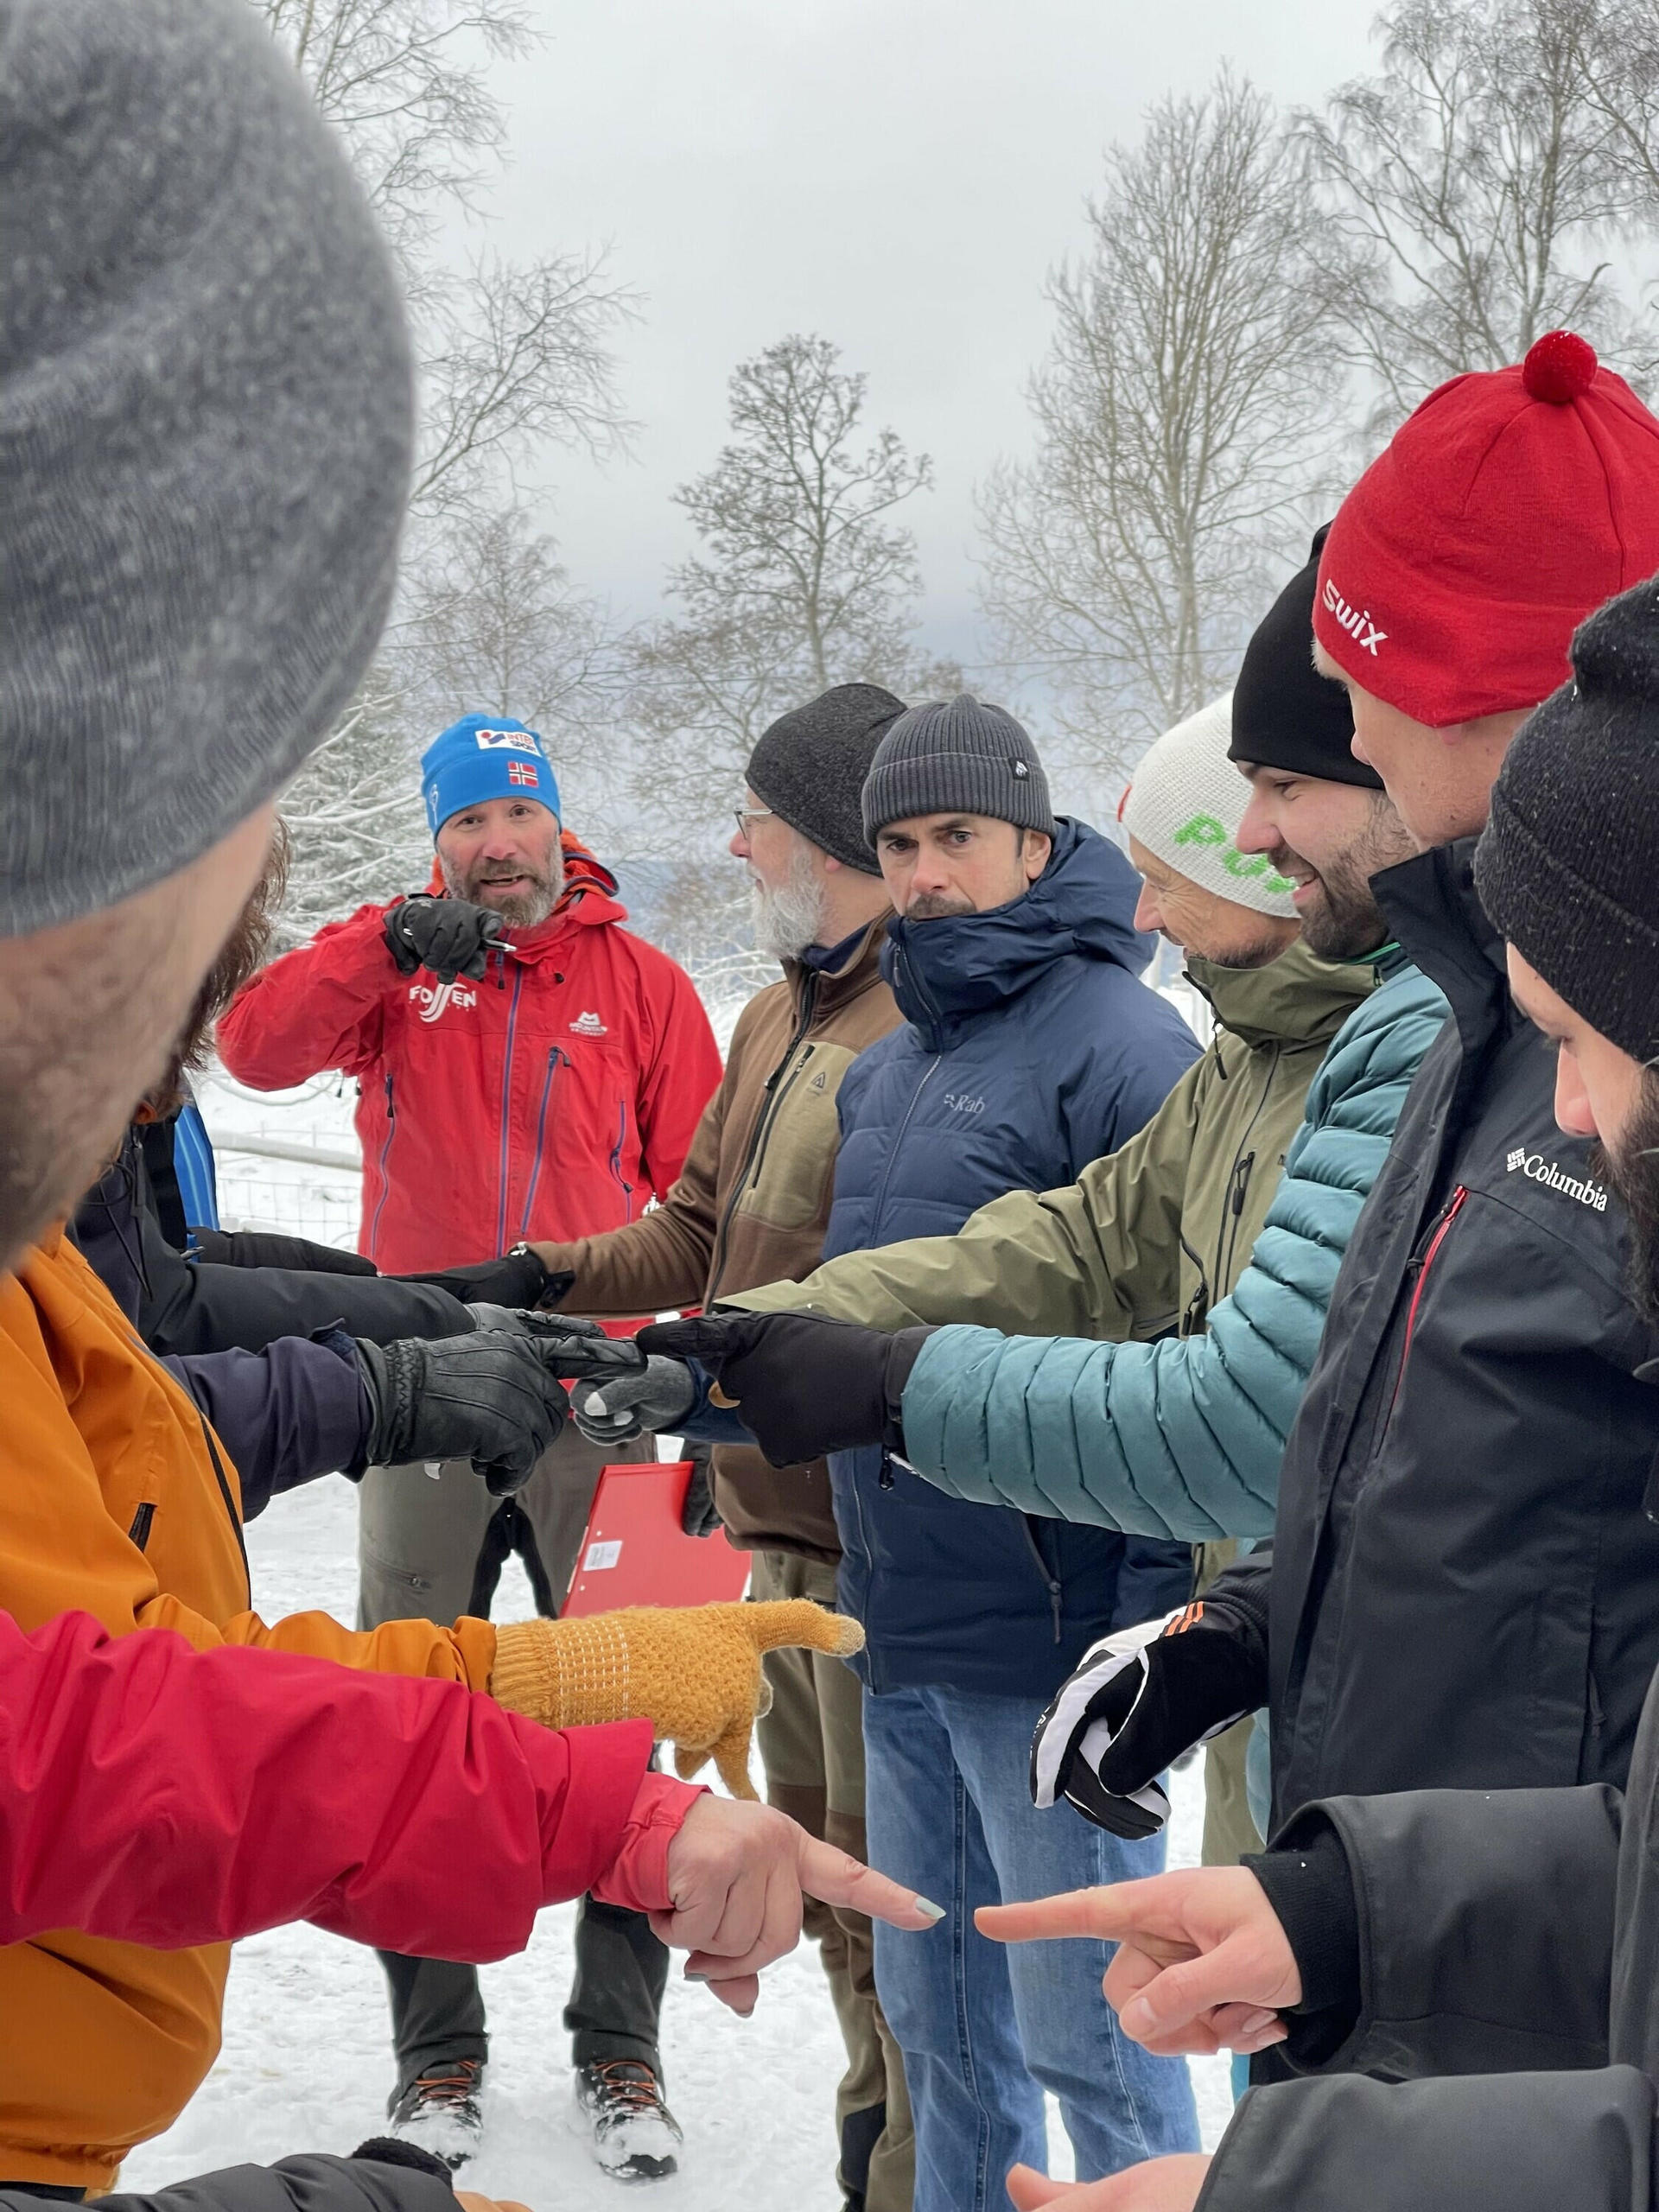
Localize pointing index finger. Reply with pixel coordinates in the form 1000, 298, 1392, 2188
796, 1834, 944, 1930
977, 1884, 1145, 1945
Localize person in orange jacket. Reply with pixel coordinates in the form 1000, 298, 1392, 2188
0, 2, 937, 2201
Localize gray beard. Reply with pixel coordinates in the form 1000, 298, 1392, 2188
751, 850, 829, 962
441, 854, 563, 931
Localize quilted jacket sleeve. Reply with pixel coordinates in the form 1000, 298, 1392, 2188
897, 968, 1449, 1541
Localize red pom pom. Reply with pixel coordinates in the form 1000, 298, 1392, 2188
1522, 329, 1599, 404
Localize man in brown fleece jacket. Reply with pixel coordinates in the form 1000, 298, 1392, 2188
534, 683, 912, 2212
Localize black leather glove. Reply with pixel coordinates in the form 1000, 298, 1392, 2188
382, 894, 503, 984
395, 1246, 548, 1308
637, 1311, 936, 1468
353, 1329, 573, 1497
1029, 1585, 1269, 1839
680, 1447, 722, 1537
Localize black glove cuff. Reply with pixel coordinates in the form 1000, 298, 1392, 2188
1245, 1817, 1363, 2063
353, 1335, 422, 1468
351, 2138, 455, 2190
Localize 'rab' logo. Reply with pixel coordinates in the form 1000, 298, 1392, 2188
1322, 578, 1388, 657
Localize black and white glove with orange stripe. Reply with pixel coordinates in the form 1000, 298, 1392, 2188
1029, 1584, 1269, 1840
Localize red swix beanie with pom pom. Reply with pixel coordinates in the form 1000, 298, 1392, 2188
1314, 332, 1659, 727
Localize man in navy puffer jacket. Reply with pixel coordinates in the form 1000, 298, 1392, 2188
791, 700, 1201, 2208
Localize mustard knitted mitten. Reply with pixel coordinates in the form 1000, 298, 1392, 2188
490, 1599, 864, 1797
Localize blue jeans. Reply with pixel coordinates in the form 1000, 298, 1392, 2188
863, 1683, 1198, 2212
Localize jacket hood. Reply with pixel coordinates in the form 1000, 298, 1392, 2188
422, 830, 626, 963
881, 817, 1154, 1037
1185, 937, 1376, 1053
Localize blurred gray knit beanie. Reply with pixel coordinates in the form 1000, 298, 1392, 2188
747, 683, 906, 874
861, 694, 1056, 844
0, 0, 414, 938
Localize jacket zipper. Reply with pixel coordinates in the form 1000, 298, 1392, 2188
1211, 1046, 1279, 1297
366, 1073, 397, 1262
608, 1098, 637, 1222
1384, 1185, 1469, 1425
127, 1502, 156, 1553
745, 1058, 813, 1198
1218, 1149, 1258, 1293
1020, 1516, 1066, 1643
516, 1048, 566, 1244
493, 963, 527, 1254
707, 972, 821, 1296
866, 1055, 943, 1230
198, 1416, 251, 1600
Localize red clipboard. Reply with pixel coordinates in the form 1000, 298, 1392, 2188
563, 1460, 752, 1616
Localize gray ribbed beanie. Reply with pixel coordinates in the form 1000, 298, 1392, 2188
861, 695, 1055, 843
1476, 575, 1659, 1065
0, 0, 414, 938
747, 683, 906, 874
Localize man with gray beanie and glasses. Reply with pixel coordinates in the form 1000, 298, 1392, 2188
575, 696, 1205, 2209
535, 682, 912, 2212
0, 3, 942, 2207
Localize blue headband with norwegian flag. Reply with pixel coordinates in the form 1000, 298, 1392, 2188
421, 712, 563, 837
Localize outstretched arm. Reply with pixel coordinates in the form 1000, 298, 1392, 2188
894, 974, 1447, 1539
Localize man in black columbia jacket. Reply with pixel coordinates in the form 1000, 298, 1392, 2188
1149, 336, 1659, 1836
975, 567, 1659, 2212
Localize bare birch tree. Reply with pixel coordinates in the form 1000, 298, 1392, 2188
1554, 0, 1659, 213
252, 0, 638, 931
1300, 0, 1656, 440
633, 335, 954, 842
977, 73, 1343, 775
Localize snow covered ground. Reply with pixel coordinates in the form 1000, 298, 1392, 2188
118, 1471, 1234, 2205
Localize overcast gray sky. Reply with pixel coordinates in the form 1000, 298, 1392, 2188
482, 0, 1382, 671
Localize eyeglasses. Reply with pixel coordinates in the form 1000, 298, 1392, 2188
733, 804, 775, 839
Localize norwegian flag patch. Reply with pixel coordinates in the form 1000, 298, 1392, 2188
506, 760, 539, 787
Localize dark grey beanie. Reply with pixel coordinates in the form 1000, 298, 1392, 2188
1475, 575, 1659, 1065
861, 695, 1055, 843
747, 683, 906, 874
0, 0, 414, 937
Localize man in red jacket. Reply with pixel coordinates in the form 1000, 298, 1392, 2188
218, 713, 724, 2174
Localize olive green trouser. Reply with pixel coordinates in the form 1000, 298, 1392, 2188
752, 1548, 914, 2212
359, 1427, 665, 2087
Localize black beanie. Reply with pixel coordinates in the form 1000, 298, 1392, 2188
1230, 526, 1382, 790
1476, 575, 1659, 1066
746, 683, 906, 874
